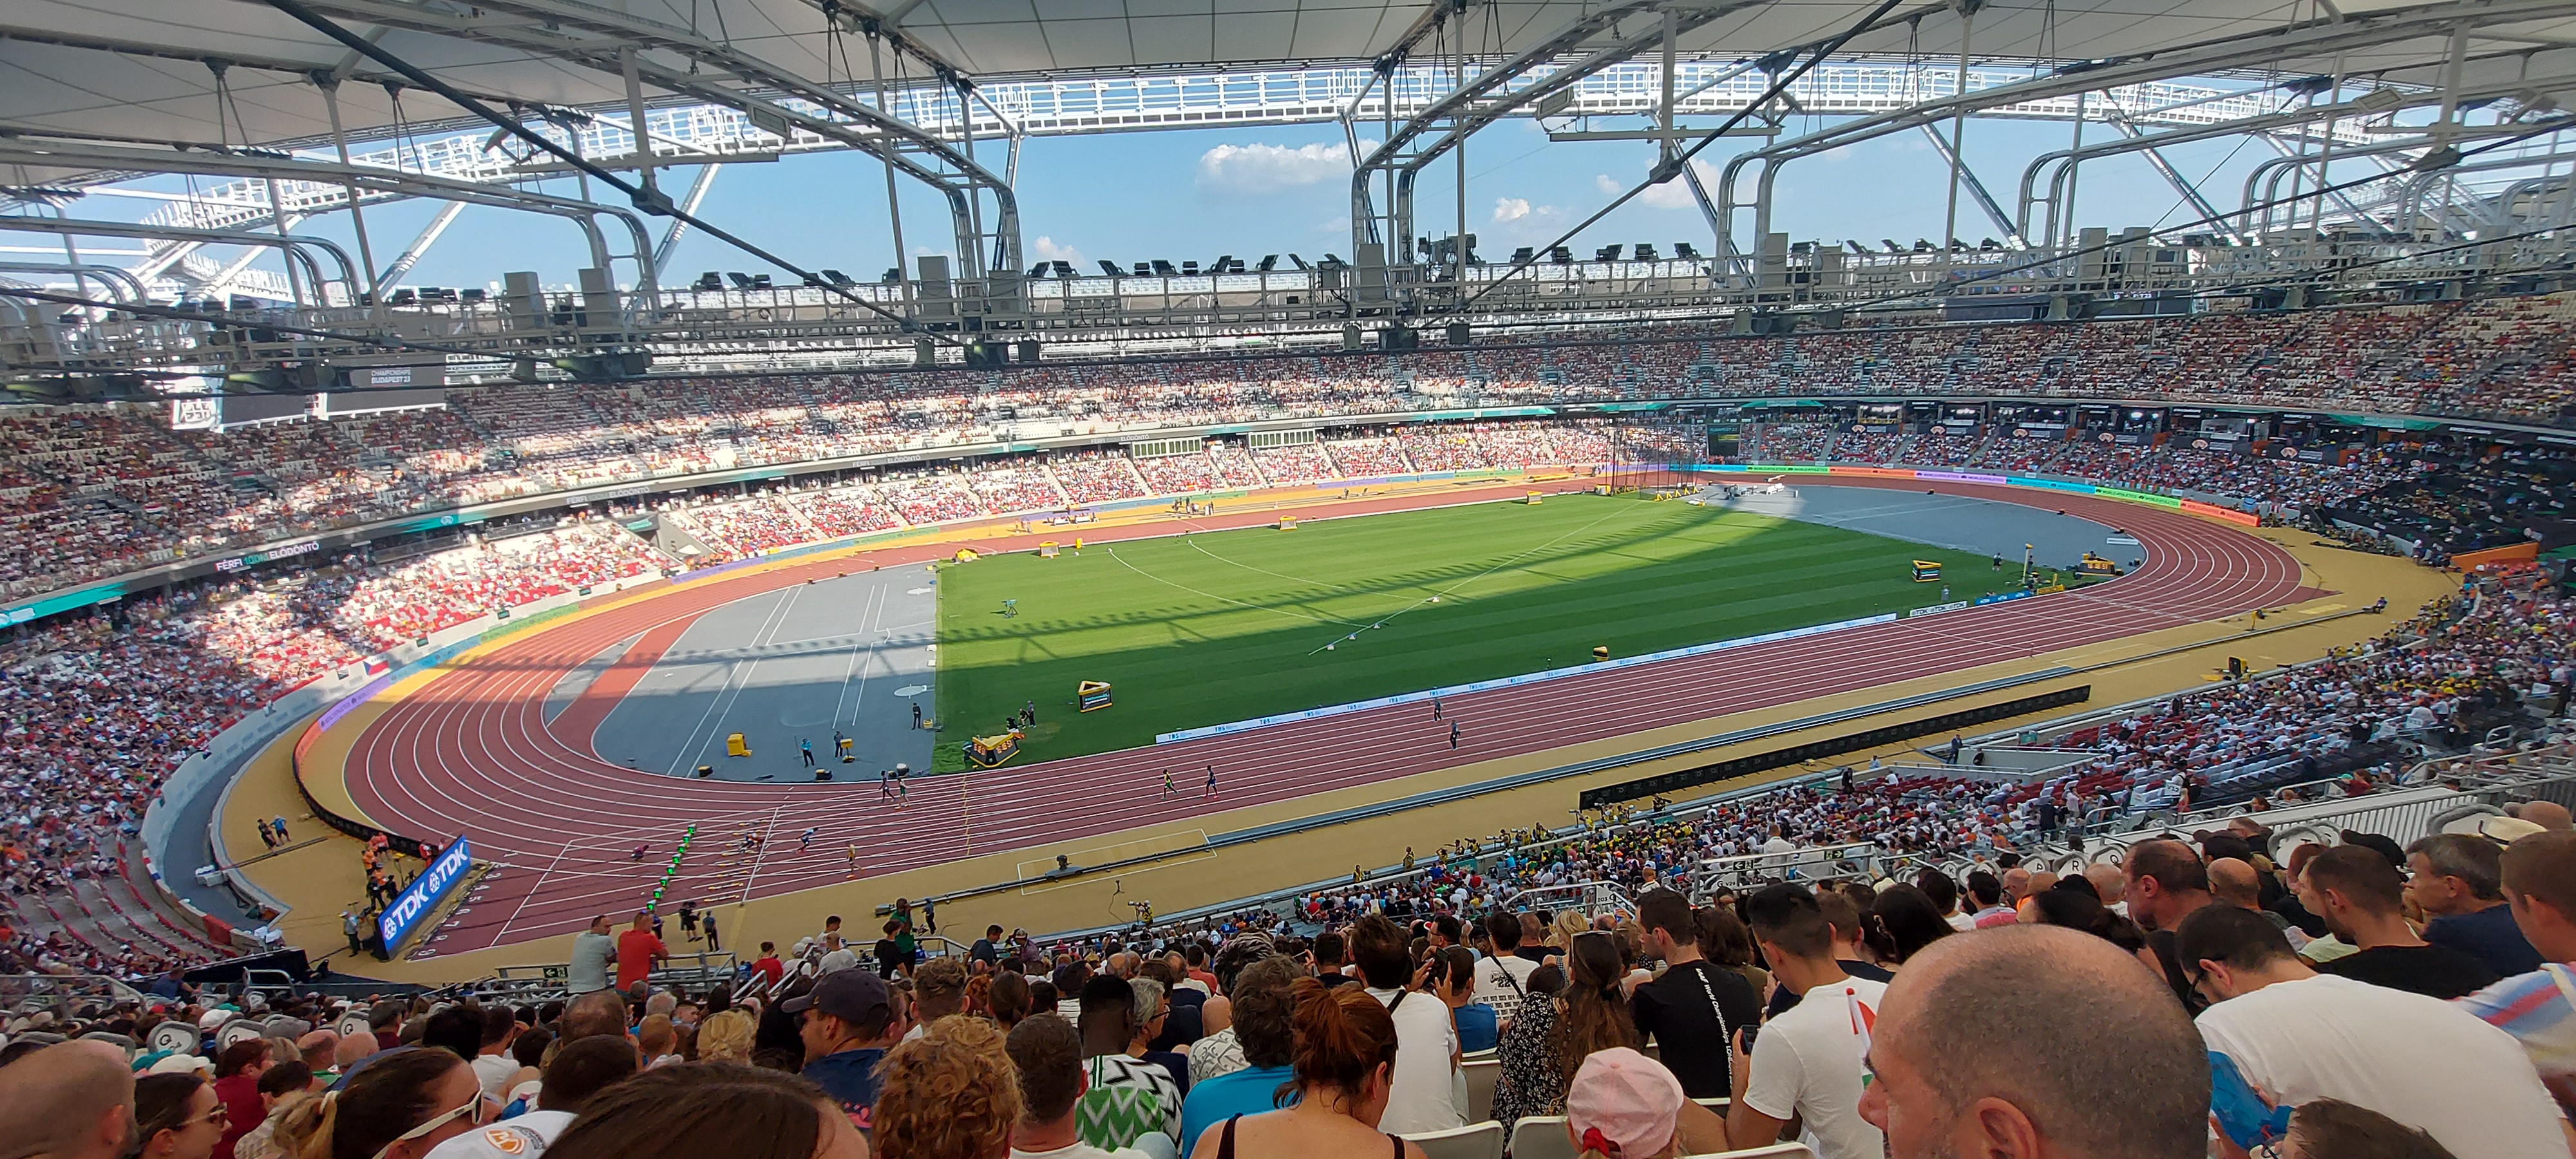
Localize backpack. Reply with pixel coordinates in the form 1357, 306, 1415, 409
1077, 1057, 1168, 1151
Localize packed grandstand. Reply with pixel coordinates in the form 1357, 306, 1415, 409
0, 383, 2566, 988
12, 296, 2576, 601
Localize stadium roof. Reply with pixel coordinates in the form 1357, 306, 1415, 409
7, 0, 2575, 172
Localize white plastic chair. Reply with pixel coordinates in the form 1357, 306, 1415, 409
1463, 1057, 1501, 1125
1506, 1117, 1575, 1159
1402, 1121, 1504, 1159
1678, 1144, 1814, 1158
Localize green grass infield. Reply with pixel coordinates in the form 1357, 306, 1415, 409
930, 493, 1994, 769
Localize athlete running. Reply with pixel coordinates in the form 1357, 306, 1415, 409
1204, 764, 1217, 799
1162, 769, 1175, 796
799, 827, 817, 849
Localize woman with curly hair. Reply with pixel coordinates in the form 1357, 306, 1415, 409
544, 1062, 865, 1159
873, 1015, 1021, 1159
1492, 931, 1637, 1132
693, 1008, 759, 1064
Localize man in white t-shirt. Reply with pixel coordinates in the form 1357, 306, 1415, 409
426, 1035, 638, 1159
468, 1008, 522, 1098
1473, 912, 1540, 1024
2175, 903, 2567, 1158
1727, 884, 1883, 1159
1350, 914, 1464, 1134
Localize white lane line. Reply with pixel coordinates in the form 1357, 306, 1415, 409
663, 587, 804, 776
491, 838, 571, 941
830, 584, 881, 728
737, 804, 786, 905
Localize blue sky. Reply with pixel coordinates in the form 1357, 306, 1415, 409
89, 113, 2294, 292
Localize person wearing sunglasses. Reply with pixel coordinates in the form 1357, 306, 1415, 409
135, 1072, 229, 1159
272, 1048, 492, 1159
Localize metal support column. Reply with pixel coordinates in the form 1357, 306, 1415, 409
1918, 124, 2024, 246
869, 33, 909, 283
652, 164, 726, 276
1940, 0, 1976, 251
621, 47, 660, 200
2060, 90, 2085, 250
379, 200, 466, 285
261, 177, 309, 304
316, 76, 382, 309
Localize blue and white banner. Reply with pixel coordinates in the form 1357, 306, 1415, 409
379, 836, 473, 951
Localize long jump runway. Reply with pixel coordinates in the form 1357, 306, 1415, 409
340, 477, 2307, 956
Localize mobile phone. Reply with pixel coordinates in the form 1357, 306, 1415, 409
1736, 1024, 1759, 1053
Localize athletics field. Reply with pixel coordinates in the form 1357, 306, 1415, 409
931, 493, 1993, 767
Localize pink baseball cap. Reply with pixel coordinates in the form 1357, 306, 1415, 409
1564, 1047, 1685, 1158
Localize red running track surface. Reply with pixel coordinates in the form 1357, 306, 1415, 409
339, 477, 2303, 956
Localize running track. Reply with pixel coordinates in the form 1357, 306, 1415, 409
338, 477, 2305, 956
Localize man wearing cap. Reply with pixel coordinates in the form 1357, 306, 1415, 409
788, 968, 910, 1132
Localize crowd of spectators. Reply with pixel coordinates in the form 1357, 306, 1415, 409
2324, 442, 2576, 559
19, 292, 2576, 598
1, 411, 2559, 985
21, 811, 2576, 1159
1739, 422, 2426, 516
0, 520, 668, 979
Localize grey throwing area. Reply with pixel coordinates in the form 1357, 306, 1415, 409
589, 569, 938, 782
1697, 483, 2132, 571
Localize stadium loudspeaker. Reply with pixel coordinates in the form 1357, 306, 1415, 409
696, 765, 713, 778
1446, 322, 1470, 346
1014, 340, 1041, 363
914, 339, 938, 367
1377, 325, 1417, 352
1342, 324, 1363, 350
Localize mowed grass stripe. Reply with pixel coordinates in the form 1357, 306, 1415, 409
931, 494, 1990, 766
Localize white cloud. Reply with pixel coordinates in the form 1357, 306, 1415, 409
1485, 195, 1578, 247
1197, 142, 1352, 196
1599, 161, 1718, 210
1030, 236, 1084, 267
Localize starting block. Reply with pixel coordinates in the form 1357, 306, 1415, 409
725, 733, 751, 757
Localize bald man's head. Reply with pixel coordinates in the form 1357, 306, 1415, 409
334, 1030, 378, 1068
1862, 925, 2206, 1159
2524, 801, 2574, 831
0, 1040, 135, 1159
2208, 858, 2264, 910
